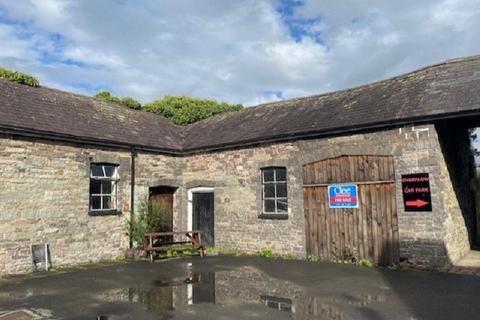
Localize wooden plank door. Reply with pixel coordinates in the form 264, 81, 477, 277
303, 155, 399, 266
192, 192, 214, 247
149, 186, 175, 232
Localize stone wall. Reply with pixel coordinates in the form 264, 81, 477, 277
0, 135, 130, 273
435, 122, 476, 263
0, 122, 473, 273
0, 135, 182, 274
181, 142, 305, 256
134, 152, 184, 230
180, 124, 471, 267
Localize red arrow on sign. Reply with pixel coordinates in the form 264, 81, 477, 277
406, 199, 429, 207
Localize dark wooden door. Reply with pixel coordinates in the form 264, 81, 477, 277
303, 155, 399, 266
149, 186, 175, 232
193, 192, 214, 247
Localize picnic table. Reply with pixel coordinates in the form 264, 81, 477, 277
144, 230, 205, 262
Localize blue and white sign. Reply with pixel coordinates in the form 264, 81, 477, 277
328, 184, 359, 208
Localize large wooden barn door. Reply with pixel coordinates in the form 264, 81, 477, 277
303, 155, 399, 265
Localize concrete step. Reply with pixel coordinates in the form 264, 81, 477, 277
449, 250, 480, 276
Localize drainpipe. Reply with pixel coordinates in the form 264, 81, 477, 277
130, 147, 137, 248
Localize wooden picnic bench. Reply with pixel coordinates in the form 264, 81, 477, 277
144, 230, 205, 262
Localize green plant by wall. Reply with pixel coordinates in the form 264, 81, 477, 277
221, 248, 243, 256
159, 249, 178, 258
94, 91, 142, 110
343, 245, 360, 264
114, 253, 126, 261
282, 252, 294, 260
259, 247, 274, 258
0, 66, 40, 87
206, 247, 219, 255
357, 259, 373, 267
182, 249, 194, 257
126, 197, 170, 246
144, 95, 243, 125
329, 245, 374, 267
307, 255, 319, 262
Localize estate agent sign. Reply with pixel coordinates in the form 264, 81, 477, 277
401, 173, 432, 212
328, 184, 359, 208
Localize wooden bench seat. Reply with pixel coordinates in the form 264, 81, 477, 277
144, 230, 205, 262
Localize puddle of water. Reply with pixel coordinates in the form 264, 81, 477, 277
98, 266, 391, 319
0, 309, 52, 320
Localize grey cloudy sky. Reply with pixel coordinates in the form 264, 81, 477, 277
0, 0, 479, 106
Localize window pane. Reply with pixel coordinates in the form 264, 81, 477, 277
275, 168, 286, 182
277, 200, 288, 213
90, 179, 102, 194
103, 196, 113, 209
101, 180, 113, 194
263, 169, 274, 182
264, 184, 275, 198
91, 165, 103, 177
90, 180, 101, 194
104, 165, 115, 177
91, 196, 101, 210
276, 183, 287, 198
264, 199, 276, 213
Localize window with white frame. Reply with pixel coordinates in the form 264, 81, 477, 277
262, 167, 288, 214
89, 164, 119, 212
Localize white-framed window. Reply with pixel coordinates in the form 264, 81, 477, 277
89, 164, 119, 212
262, 167, 288, 214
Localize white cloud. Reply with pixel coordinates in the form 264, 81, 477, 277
0, 0, 479, 106
0, 25, 30, 59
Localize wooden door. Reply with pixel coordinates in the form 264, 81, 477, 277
303, 155, 399, 266
192, 192, 214, 247
149, 186, 175, 232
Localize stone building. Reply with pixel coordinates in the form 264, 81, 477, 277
1, 55, 480, 274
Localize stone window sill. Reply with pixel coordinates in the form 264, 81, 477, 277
258, 213, 288, 220
88, 210, 122, 216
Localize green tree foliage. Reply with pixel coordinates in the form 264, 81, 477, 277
94, 91, 142, 110
144, 95, 243, 125
94, 93, 243, 124
0, 66, 40, 87
95, 91, 121, 103
120, 97, 142, 110
128, 197, 170, 246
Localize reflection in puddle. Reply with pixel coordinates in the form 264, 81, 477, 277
127, 271, 216, 314
260, 295, 294, 313
99, 266, 390, 319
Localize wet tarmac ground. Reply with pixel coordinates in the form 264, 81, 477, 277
1, 256, 480, 319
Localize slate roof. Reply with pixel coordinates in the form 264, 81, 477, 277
182, 55, 480, 151
1, 55, 480, 154
0, 81, 183, 152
